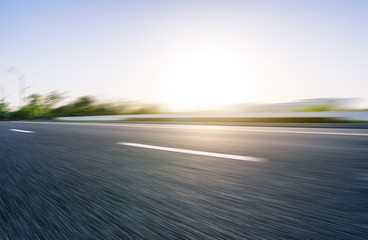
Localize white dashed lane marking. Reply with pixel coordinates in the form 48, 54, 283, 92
118, 142, 266, 162
9, 129, 35, 133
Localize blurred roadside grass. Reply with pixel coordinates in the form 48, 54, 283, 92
122, 117, 367, 123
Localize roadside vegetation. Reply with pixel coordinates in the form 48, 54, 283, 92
290, 104, 338, 112
0, 92, 367, 122
0, 91, 163, 120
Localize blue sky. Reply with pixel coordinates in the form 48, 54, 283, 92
1, 0, 367, 109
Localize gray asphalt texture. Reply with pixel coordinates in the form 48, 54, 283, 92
0, 122, 367, 239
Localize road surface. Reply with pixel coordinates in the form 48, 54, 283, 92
1, 121, 367, 239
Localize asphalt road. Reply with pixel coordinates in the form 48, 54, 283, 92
1, 121, 367, 239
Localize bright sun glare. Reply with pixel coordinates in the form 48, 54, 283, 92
168, 45, 252, 110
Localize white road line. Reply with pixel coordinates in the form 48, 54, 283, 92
13, 121, 368, 136
118, 142, 266, 162
9, 129, 35, 133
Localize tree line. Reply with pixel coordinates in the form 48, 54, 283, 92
0, 91, 163, 120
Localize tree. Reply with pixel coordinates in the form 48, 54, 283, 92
44, 91, 64, 110
26, 94, 43, 118
0, 102, 9, 120
73, 96, 95, 108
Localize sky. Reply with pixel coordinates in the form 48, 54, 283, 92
1, 0, 367, 110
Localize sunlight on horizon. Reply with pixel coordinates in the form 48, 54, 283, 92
166, 44, 257, 110
1, 1, 367, 109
